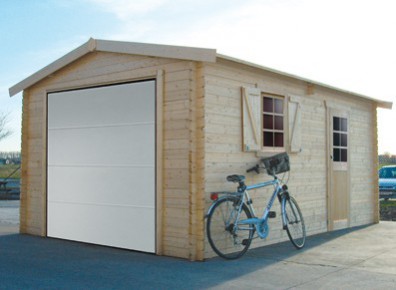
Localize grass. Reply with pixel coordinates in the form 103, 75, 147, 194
380, 199, 396, 221
0, 164, 21, 179
380, 199, 396, 208
378, 163, 395, 170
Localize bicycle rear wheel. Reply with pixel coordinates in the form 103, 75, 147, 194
206, 197, 254, 259
282, 195, 306, 249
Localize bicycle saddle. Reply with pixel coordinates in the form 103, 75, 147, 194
226, 175, 245, 183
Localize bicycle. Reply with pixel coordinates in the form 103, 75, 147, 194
206, 152, 306, 259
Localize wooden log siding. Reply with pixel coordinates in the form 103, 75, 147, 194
202, 60, 378, 258
349, 104, 377, 226
20, 51, 206, 260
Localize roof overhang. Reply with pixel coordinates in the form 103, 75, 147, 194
9, 38, 217, 97
8, 38, 394, 110
217, 54, 393, 110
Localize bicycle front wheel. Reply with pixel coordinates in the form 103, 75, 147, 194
282, 195, 306, 249
206, 197, 254, 259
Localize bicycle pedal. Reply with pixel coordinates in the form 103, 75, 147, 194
268, 211, 276, 218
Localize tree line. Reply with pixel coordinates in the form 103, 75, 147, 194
379, 153, 396, 165
0, 152, 21, 165
0, 151, 21, 159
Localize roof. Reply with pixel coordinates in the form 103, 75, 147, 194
217, 54, 393, 109
9, 38, 392, 109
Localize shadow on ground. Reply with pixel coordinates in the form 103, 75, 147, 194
0, 225, 371, 289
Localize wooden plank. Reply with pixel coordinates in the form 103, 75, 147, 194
19, 90, 30, 233
164, 100, 189, 111
188, 62, 206, 261
165, 69, 192, 83
43, 58, 192, 95
162, 247, 189, 259
372, 104, 379, 223
164, 159, 189, 169
164, 129, 190, 140
164, 110, 190, 121
165, 79, 191, 93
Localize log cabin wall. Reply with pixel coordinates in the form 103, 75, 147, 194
202, 58, 378, 258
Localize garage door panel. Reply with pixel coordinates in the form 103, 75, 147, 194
47, 81, 155, 253
48, 124, 154, 166
48, 81, 155, 128
47, 202, 155, 252
48, 166, 155, 206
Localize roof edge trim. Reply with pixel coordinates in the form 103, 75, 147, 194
95, 39, 216, 63
217, 54, 393, 109
9, 38, 216, 97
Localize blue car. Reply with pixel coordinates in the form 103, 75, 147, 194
379, 165, 396, 200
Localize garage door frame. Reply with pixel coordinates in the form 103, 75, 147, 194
45, 71, 164, 254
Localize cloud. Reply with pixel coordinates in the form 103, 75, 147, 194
81, 0, 396, 100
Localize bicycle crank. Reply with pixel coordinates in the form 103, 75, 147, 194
256, 221, 269, 239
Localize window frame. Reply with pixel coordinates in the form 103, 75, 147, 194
331, 113, 349, 171
261, 92, 286, 152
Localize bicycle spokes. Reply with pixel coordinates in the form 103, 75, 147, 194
206, 197, 254, 259
283, 197, 306, 249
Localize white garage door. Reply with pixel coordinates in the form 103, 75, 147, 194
47, 80, 155, 253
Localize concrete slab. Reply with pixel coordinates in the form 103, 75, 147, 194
0, 200, 19, 235
0, 200, 19, 227
0, 224, 18, 235
294, 268, 396, 290
354, 248, 396, 276
0, 222, 395, 289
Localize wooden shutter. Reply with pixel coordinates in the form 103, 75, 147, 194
288, 95, 302, 153
241, 87, 262, 152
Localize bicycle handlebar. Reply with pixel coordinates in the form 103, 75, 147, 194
246, 164, 260, 174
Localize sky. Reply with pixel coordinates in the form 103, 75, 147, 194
1, 0, 395, 153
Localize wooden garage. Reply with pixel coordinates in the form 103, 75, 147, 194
9, 38, 392, 260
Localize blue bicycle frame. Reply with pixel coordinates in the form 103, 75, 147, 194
234, 178, 284, 239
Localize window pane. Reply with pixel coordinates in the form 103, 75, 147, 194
263, 97, 273, 113
341, 118, 347, 132
333, 148, 340, 162
263, 114, 273, 129
333, 117, 340, 131
341, 149, 347, 162
262, 95, 284, 148
341, 133, 347, 147
274, 116, 283, 130
274, 99, 283, 113
263, 131, 273, 146
333, 133, 340, 146
274, 133, 284, 147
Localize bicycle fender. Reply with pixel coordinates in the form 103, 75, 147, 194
205, 196, 239, 219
